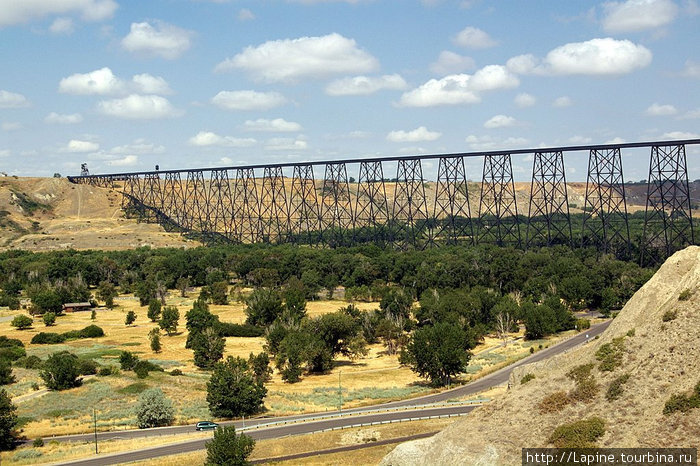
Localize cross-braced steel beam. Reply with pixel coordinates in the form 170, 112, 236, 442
526, 151, 572, 248
182, 170, 208, 232
392, 159, 430, 250
354, 161, 389, 245
206, 169, 235, 239
289, 164, 321, 244
581, 148, 630, 257
641, 144, 695, 265
478, 154, 521, 247
433, 156, 473, 245
320, 163, 353, 247
232, 168, 261, 243
259, 166, 289, 243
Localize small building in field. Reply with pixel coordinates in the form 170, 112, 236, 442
62, 302, 92, 312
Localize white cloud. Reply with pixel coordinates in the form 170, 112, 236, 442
465, 135, 529, 151
211, 90, 288, 111
507, 38, 652, 76
453, 26, 497, 49
0, 90, 29, 108
514, 93, 536, 107
61, 139, 99, 153
59, 68, 172, 95
662, 130, 700, 139
107, 155, 139, 166
398, 65, 518, 107
242, 118, 302, 132
645, 103, 678, 116
110, 139, 165, 154
325, 74, 408, 96
45, 112, 83, 124
569, 135, 593, 144
188, 131, 256, 147
238, 8, 255, 21
59, 67, 125, 95
49, 17, 74, 34
97, 94, 183, 119
2, 122, 22, 131
387, 126, 442, 142
429, 51, 475, 75
679, 108, 700, 119
121, 21, 193, 59
681, 60, 700, 78
0, 0, 117, 27
264, 137, 308, 151
606, 137, 627, 144
601, 0, 678, 33
484, 114, 517, 128
553, 96, 573, 107
215, 33, 379, 83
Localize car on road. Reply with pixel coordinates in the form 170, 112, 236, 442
195, 421, 219, 431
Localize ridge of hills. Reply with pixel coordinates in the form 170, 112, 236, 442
381, 245, 700, 465
0, 176, 697, 252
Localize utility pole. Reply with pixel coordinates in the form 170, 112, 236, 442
93, 408, 98, 454
338, 370, 342, 413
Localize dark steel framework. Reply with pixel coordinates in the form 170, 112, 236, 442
69, 139, 699, 263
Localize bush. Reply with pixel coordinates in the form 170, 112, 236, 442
135, 388, 175, 429
11, 315, 33, 330
538, 391, 571, 413
567, 364, 599, 402
217, 322, 264, 338
77, 358, 99, 376
31, 332, 66, 345
663, 381, 700, 415
132, 360, 164, 379
98, 366, 115, 377
125, 311, 137, 326
678, 289, 693, 301
119, 351, 139, 371
0, 389, 19, 450
61, 325, 105, 341
0, 337, 26, 362
33, 438, 44, 448
42, 312, 56, 327
520, 373, 535, 385
606, 374, 631, 401
662, 309, 677, 322
0, 360, 14, 385
575, 318, 591, 331
205, 425, 255, 466
40, 351, 81, 390
14, 355, 43, 370
170, 369, 183, 376
548, 417, 606, 448
596, 337, 625, 372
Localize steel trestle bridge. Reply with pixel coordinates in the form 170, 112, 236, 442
68, 139, 698, 263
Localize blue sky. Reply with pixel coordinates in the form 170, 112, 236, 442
0, 0, 698, 181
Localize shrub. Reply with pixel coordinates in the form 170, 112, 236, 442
548, 417, 606, 448
40, 351, 81, 390
78, 324, 105, 338
170, 369, 183, 376
663, 382, 700, 415
98, 366, 115, 377
135, 388, 175, 429
11, 315, 33, 330
567, 364, 599, 403
520, 373, 535, 385
0, 360, 14, 385
205, 425, 255, 466
575, 318, 591, 331
31, 332, 66, 344
662, 309, 677, 322
119, 351, 139, 371
606, 374, 631, 401
678, 289, 693, 301
0, 337, 26, 362
77, 358, 99, 376
42, 312, 56, 327
538, 391, 571, 413
596, 337, 625, 372
0, 389, 19, 450
125, 311, 137, 326
134, 362, 150, 379
33, 438, 44, 448
14, 355, 43, 370
626, 328, 635, 337
217, 322, 265, 338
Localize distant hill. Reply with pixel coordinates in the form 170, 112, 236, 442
381, 246, 700, 465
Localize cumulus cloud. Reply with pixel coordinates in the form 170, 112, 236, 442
507, 38, 652, 76
211, 90, 288, 111
2, 122, 22, 131
645, 103, 678, 116
188, 131, 256, 147
325, 74, 408, 96
61, 139, 99, 153
110, 139, 165, 154
681, 60, 700, 78
121, 21, 193, 59
662, 130, 700, 139
514, 93, 536, 107
484, 114, 517, 128
97, 94, 183, 119
465, 135, 529, 151
553, 96, 573, 107
106, 155, 139, 166
49, 17, 74, 34
601, 0, 678, 33
215, 33, 379, 83
398, 65, 518, 107
59, 68, 172, 95
0, 0, 117, 27
453, 26, 497, 49
242, 118, 302, 132
0, 90, 30, 108
386, 126, 442, 143
430, 51, 475, 75
238, 9, 255, 21
45, 112, 83, 124
264, 137, 308, 151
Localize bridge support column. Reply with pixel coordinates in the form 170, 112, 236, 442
289, 165, 321, 245
354, 161, 389, 245
478, 154, 521, 247
526, 151, 572, 248
321, 163, 353, 247
392, 159, 430, 250
260, 166, 289, 243
433, 156, 473, 245
233, 168, 261, 243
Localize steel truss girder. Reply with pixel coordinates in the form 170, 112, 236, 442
392, 159, 430, 250
478, 154, 521, 247
354, 161, 389, 244
259, 166, 289, 243
232, 168, 261, 243
642, 144, 695, 264
181, 171, 207, 231
320, 163, 354, 247
581, 148, 630, 256
289, 165, 321, 244
526, 151, 572, 248
433, 156, 474, 245
206, 169, 235, 239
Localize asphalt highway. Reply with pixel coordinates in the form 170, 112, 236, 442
48, 320, 610, 465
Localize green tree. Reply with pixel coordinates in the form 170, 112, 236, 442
40, 351, 81, 390
29, 288, 63, 315
159, 306, 180, 336
125, 310, 137, 326
244, 288, 284, 327
205, 425, 255, 466
42, 311, 56, 327
135, 388, 175, 428
149, 328, 162, 353
209, 281, 229, 305
275, 330, 309, 383
185, 299, 218, 349
248, 352, 272, 384
193, 327, 226, 369
135, 280, 157, 307
176, 276, 190, 298
207, 356, 266, 418
0, 389, 19, 451
401, 322, 470, 387
380, 288, 413, 321
0, 360, 15, 385
96, 281, 117, 309
10, 314, 33, 330
283, 277, 307, 320
119, 350, 139, 370
522, 301, 557, 340
147, 299, 162, 322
